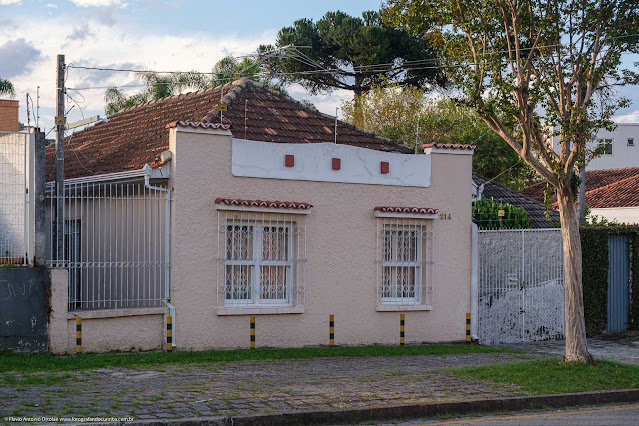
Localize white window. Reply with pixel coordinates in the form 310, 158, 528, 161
628, 138, 635, 147
598, 138, 613, 155
376, 216, 434, 309
216, 207, 307, 309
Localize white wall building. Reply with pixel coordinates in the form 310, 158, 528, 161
551, 123, 639, 171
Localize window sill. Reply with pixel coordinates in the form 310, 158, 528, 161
376, 304, 433, 312
217, 306, 304, 316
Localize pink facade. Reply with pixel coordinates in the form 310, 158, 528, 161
49, 124, 474, 354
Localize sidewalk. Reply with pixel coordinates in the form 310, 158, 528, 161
0, 353, 532, 420
501, 332, 639, 365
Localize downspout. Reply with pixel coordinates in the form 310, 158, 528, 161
143, 165, 175, 348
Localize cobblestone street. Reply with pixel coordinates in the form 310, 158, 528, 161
0, 353, 533, 420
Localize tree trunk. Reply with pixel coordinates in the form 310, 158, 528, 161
556, 190, 593, 363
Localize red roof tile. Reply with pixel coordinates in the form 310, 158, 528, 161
520, 167, 639, 208
422, 143, 475, 150
165, 121, 232, 130
374, 206, 439, 214
215, 198, 312, 210
47, 79, 411, 180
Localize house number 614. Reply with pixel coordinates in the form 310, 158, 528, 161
439, 213, 452, 220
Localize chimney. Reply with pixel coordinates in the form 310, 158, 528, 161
0, 99, 19, 132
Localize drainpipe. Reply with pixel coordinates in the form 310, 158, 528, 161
143, 165, 175, 347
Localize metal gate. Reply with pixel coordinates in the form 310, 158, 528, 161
476, 228, 564, 344
0, 131, 34, 265
607, 234, 631, 332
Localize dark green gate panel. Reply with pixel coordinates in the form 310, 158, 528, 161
607, 235, 630, 333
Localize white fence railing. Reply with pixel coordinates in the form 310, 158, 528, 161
46, 181, 170, 311
477, 228, 564, 344
0, 131, 34, 265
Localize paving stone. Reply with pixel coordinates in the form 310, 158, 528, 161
0, 352, 532, 420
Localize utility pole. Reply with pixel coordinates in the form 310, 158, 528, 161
54, 54, 65, 260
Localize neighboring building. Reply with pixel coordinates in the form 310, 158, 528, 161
472, 173, 559, 228
521, 167, 639, 224
45, 78, 475, 353
0, 99, 19, 132
550, 123, 639, 171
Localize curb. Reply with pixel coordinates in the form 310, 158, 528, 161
108, 389, 639, 426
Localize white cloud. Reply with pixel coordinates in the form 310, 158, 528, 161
0, 0, 21, 5
69, 0, 124, 7
0, 38, 43, 78
45, 3, 58, 8
0, 18, 280, 130
615, 111, 639, 123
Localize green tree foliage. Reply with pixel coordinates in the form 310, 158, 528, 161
104, 56, 290, 116
341, 83, 538, 188
0, 78, 15, 98
272, 10, 446, 102
384, 0, 638, 363
472, 197, 531, 230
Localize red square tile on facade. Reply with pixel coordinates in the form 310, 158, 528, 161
285, 154, 295, 167
332, 158, 341, 170
380, 161, 389, 174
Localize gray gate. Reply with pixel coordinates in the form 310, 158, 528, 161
476, 228, 564, 344
607, 234, 631, 332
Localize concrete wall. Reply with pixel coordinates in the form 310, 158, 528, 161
551, 123, 639, 171
0, 267, 49, 353
590, 207, 639, 225
49, 268, 167, 354
168, 127, 473, 350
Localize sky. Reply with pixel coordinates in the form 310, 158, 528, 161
0, 0, 638, 135
0, 0, 382, 134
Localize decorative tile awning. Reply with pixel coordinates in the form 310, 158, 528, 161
374, 206, 439, 214
215, 198, 313, 210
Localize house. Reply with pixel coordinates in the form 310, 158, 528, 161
521, 167, 639, 224
45, 79, 475, 353
549, 123, 639, 171
472, 173, 559, 228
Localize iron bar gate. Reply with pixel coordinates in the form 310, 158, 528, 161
476, 228, 564, 344
45, 180, 170, 311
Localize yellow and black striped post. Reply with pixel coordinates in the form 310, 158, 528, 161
250, 315, 256, 349
400, 314, 405, 346
329, 314, 335, 346
466, 313, 471, 343
166, 315, 173, 351
75, 316, 82, 353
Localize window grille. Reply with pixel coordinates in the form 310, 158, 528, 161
377, 217, 433, 306
46, 182, 171, 311
216, 209, 307, 307
598, 138, 613, 155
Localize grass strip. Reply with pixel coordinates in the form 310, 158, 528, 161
0, 344, 513, 373
448, 358, 639, 394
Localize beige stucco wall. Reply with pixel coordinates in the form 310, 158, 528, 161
168, 128, 473, 350
49, 266, 167, 354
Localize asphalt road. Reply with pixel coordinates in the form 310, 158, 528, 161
395, 404, 639, 425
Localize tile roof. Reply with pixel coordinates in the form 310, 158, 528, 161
374, 206, 439, 214
47, 78, 411, 180
473, 173, 560, 228
519, 167, 639, 208
215, 198, 312, 210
